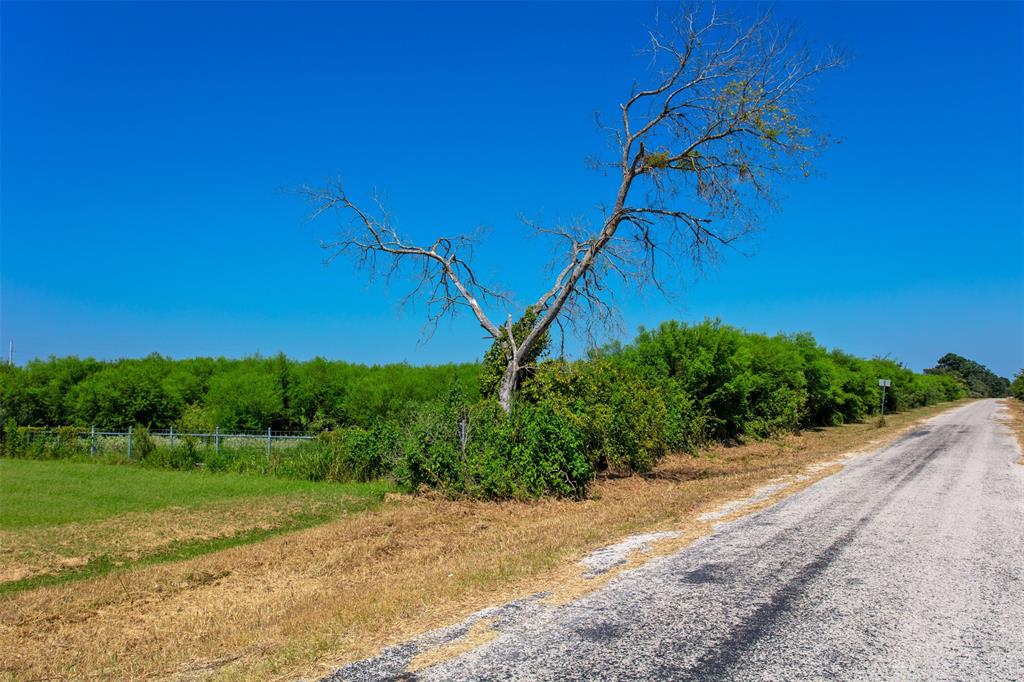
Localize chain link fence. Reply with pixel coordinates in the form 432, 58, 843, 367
13, 426, 315, 460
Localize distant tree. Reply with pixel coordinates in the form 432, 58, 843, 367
205, 364, 284, 431
74, 358, 178, 429
1011, 369, 1024, 401
925, 352, 1010, 398
300, 6, 844, 411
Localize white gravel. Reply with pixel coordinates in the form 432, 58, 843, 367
697, 480, 791, 521
325, 399, 1024, 681
577, 531, 682, 577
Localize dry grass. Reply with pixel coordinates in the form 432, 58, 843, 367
0, 401, 967, 681
998, 398, 1024, 464
407, 617, 499, 673
0, 494, 352, 583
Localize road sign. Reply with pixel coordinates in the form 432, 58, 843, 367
878, 379, 891, 387
878, 379, 891, 417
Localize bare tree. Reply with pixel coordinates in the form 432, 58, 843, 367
300, 6, 844, 412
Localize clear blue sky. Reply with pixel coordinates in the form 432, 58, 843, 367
2, 2, 1022, 377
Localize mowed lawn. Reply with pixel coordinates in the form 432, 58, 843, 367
0, 458, 395, 589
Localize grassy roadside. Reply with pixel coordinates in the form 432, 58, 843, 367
998, 398, 1024, 464
0, 400, 969, 681
0, 459, 395, 588
0, 458, 395, 528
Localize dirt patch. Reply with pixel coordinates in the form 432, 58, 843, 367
0, 401, 969, 681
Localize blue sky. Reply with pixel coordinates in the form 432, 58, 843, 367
2, 1, 1022, 377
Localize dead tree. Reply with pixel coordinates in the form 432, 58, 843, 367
300, 6, 844, 412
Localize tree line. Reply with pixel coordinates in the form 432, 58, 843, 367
0, 355, 479, 431
924, 353, 1011, 399
0, 319, 985, 499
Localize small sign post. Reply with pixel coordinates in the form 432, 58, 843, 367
878, 379, 891, 417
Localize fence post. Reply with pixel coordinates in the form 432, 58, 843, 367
266, 427, 272, 460
215, 426, 220, 455
169, 426, 174, 449
90, 426, 96, 456
127, 426, 133, 459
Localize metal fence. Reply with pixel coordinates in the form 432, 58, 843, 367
17, 426, 315, 459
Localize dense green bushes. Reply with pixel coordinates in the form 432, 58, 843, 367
608, 321, 966, 440
0, 354, 479, 431
1013, 370, 1024, 401
388, 320, 966, 498
396, 395, 592, 499
0, 319, 975, 499
520, 359, 673, 472
1, 424, 88, 460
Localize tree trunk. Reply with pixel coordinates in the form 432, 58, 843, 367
497, 358, 519, 413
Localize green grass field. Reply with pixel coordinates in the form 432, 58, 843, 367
0, 457, 393, 529
0, 458, 396, 593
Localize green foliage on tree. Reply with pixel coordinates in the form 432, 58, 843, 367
0, 354, 480, 432
74, 356, 180, 429
1011, 370, 1024, 401
478, 307, 550, 399
925, 353, 1010, 398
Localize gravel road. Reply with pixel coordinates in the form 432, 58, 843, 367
328, 399, 1024, 681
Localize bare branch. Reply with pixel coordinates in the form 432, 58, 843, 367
298, 179, 507, 341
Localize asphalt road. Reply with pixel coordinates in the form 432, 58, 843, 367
329, 399, 1024, 681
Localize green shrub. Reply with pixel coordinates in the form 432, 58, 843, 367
305, 424, 399, 483
2, 426, 86, 460
274, 445, 332, 481
662, 380, 709, 453
396, 392, 466, 492
1010, 369, 1024, 401
131, 426, 157, 460
498, 398, 591, 498
522, 359, 668, 473
1, 419, 25, 457
396, 392, 592, 499
142, 444, 202, 471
